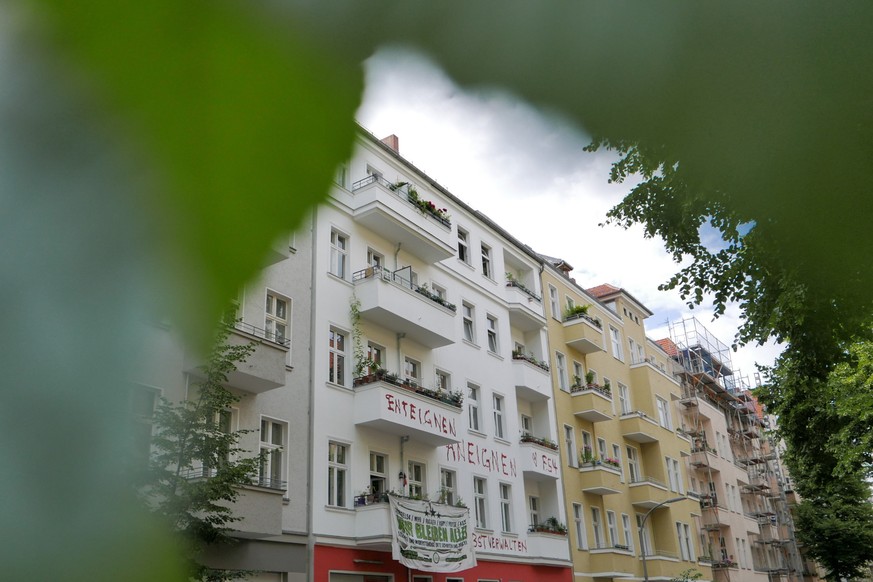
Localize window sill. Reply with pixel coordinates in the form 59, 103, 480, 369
327, 272, 352, 287
325, 505, 355, 514
326, 381, 352, 393
482, 274, 497, 285
462, 339, 481, 350
457, 258, 475, 271
494, 436, 511, 446
467, 428, 487, 439
487, 350, 503, 361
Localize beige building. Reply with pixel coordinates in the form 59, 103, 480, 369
541, 262, 710, 582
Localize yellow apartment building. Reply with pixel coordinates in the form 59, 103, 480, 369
540, 258, 712, 582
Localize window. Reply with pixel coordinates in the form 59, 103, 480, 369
202, 408, 233, 476
259, 418, 286, 489
529, 496, 540, 527
481, 243, 492, 278
366, 164, 382, 178
573, 503, 588, 550
521, 414, 533, 436
408, 461, 426, 498
473, 477, 487, 528
622, 514, 634, 552
129, 387, 157, 467
462, 302, 475, 343
677, 523, 692, 561
367, 342, 384, 368
367, 248, 383, 269
556, 352, 568, 391
370, 452, 388, 498
468, 383, 481, 432
436, 369, 451, 392
597, 437, 607, 460
591, 507, 604, 548
334, 163, 348, 188
573, 361, 584, 387
432, 283, 447, 302
657, 397, 672, 429
327, 441, 348, 507
548, 284, 559, 319
613, 444, 623, 480
607, 510, 619, 547
265, 292, 289, 344
618, 383, 631, 414
486, 315, 499, 353
329, 229, 348, 279
440, 468, 457, 505
499, 483, 512, 532
457, 228, 470, 264
666, 457, 682, 492
736, 537, 743, 567
328, 328, 346, 385
637, 513, 651, 556
581, 431, 592, 460
492, 394, 505, 439
609, 326, 623, 360
404, 356, 421, 385
564, 425, 577, 467
627, 446, 640, 483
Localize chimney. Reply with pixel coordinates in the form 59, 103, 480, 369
381, 134, 400, 153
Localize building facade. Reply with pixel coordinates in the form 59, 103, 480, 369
132, 228, 314, 582
308, 130, 571, 582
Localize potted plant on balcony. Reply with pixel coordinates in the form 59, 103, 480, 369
529, 516, 568, 535
585, 370, 597, 388
563, 303, 590, 321
580, 446, 596, 465
571, 375, 583, 390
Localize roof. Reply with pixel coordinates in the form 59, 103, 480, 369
586, 284, 621, 298
655, 338, 679, 357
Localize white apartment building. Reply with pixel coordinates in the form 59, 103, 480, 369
308, 129, 571, 582
132, 230, 313, 582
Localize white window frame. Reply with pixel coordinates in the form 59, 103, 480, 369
486, 314, 499, 353
529, 495, 540, 527
637, 513, 652, 556
622, 514, 634, 552
591, 507, 604, 549
462, 302, 475, 343
481, 243, 492, 278
329, 229, 348, 279
657, 396, 672, 429
493, 393, 505, 439
473, 476, 488, 529
327, 441, 348, 507
265, 291, 289, 345
564, 425, 578, 468
408, 460, 426, 498
548, 284, 559, 320
573, 503, 588, 550
499, 482, 512, 533
436, 369, 451, 392
609, 326, 623, 360
573, 360, 584, 387
404, 356, 421, 385
367, 342, 384, 369
440, 468, 457, 505
468, 383, 482, 432
556, 351, 568, 391
607, 510, 619, 547
627, 446, 640, 483
618, 383, 631, 414
457, 227, 470, 264
520, 414, 533, 436
259, 417, 286, 489
328, 327, 347, 386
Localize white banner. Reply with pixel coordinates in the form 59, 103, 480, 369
388, 495, 477, 572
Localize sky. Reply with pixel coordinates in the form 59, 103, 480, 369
356, 47, 782, 383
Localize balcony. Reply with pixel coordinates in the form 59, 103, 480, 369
578, 464, 623, 495
505, 280, 546, 331
353, 267, 455, 348
526, 528, 571, 562
628, 476, 671, 509
353, 376, 463, 446
643, 553, 687, 579
350, 176, 454, 263
518, 438, 561, 481
620, 411, 660, 443
229, 483, 286, 537
353, 494, 392, 544
588, 547, 636, 575
630, 359, 681, 399
184, 322, 289, 394
563, 313, 605, 354
570, 384, 613, 422
512, 355, 552, 399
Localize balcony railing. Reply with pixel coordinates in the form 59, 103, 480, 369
630, 475, 668, 488
353, 266, 457, 312
354, 492, 390, 507
505, 278, 542, 302
563, 310, 602, 329
180, 468, 288, 491
353, 370, 464, 409
570, 382, 612, 398
351, 176, 451, 227
232, 319, 291, 348
520, 433, 559, 451
511, 350, 550, 372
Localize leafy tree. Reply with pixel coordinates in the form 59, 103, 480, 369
137, 324, 261, 581
670, 569, 702, 582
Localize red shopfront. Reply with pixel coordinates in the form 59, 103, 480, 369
314, 545, 572, 582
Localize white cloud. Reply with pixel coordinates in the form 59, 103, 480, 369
357, 47, 782, 379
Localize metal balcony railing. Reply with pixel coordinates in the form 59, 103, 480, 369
353, 265, 457, 312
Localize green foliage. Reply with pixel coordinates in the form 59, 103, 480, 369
670, 569, 703, 582
139, 324, 261, 581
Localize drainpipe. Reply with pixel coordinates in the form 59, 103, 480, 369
306, 210, 318, 582
396, 332, 405, 374
394, 242, 402, 271
399, 435, 410, 495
